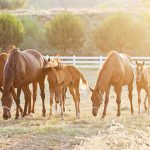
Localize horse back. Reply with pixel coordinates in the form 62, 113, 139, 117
6, 49, 46, 86
107, 52, 133, 85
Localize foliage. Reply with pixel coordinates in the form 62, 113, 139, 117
0, 14, 24, 51
0, 0, 26, 9
45, 11, 85, 52
94, 12, 146, 53
20, 16, 46, 51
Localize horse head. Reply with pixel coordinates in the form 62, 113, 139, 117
89, 87, 103, 117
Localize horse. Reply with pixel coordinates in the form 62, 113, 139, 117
136, 61, 150, 115
1, 48, 54, 120
89, 51, 134, 118
46, 64, 87, 120
0, 53, 23, 116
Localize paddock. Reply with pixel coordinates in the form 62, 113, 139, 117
0, 68, 149, 150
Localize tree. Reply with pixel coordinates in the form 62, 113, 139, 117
0, 0, 26, 9
46, 11, 84, 52
94, 12, 145, 53
20, 16, 46, 50
0, 14, 24, 51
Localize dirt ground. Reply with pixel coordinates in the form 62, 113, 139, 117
0, 69, 150, 150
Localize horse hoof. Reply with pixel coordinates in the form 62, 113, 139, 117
42, 114, 46, 117
29, 113, 34, 118
101, 116, 105, 119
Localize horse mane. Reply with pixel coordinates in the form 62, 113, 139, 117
4, 49, 20, 81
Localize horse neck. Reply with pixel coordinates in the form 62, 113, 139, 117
95, 65, 113, 93
3, 56, 17, 92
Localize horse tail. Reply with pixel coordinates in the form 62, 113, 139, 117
80, 73, 88, 90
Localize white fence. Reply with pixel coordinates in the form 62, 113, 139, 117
45, 55, 150, 68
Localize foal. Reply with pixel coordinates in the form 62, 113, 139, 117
47, 65, 87, 120
136, 61, 150, 114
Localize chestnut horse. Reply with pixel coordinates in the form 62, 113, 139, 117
1, 48, 52, 120
47, 65, 87, 120
0, 53, 23, 116
90, 51, 134, 118
136, 61, 150, 114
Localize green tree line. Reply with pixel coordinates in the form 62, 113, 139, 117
0, 11, 150, 55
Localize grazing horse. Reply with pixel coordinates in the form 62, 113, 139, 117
90, 51, 134, 118
0, 53, 8, 90
0, 53, 23, 116
136, 61, 150, 114
1, 48, 52, 120
47, 65, 87, 120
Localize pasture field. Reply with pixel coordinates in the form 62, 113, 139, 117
0, 69, 150, 150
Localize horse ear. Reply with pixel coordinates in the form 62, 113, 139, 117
142, 61, 145, 66
89, 87, 94, 92
0, 87, 4, 93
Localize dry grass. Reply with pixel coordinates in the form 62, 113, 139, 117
0, 69, 150, 150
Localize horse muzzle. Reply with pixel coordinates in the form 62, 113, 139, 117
92, 109, 98, 117
3, 110, 11, 120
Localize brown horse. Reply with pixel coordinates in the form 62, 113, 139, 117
136, 61, 150, 114
0, 53, 8, 89
90, 51, 134, 118
47, 65, 87, 120
1, 48, 53, 120
0, 53, 23, 116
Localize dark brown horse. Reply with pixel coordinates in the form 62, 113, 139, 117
47, 64, 87, 120
1, 48, 52, 120
136, 61, 150, 114
0, 53, 8, 89
90, 51, 134, 118
0, 53, 23, 116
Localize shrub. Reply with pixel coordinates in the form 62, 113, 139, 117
45, 11, 85, 52
94, 12, 145, 53
0, 0, 26, 9
0, 14, 24, 51
20, 16, 46, 51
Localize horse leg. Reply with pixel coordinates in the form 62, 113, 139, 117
145, 87, 150, 115
101, 86, 110, 119
62, 87, 67, 112
74, 84, 80, 119
22, 85, 32, 116
32, 82, 37, 113
68, 84, 79, 119
39, 77, 46, 117
137, 88, 141, 115
144, 94, 148, 112
128, 83, 134, 115
59, 93, 64, 120
114, 85, 122, 117
11, 88, 23, 116
15, 87, 21, 119
49, 87, 54, 118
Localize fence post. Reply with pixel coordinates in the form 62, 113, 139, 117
73, 55, 76, 66
45, 55, 49, 60
100, 55, 103, 67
